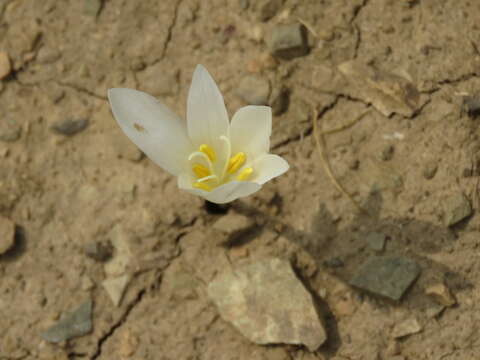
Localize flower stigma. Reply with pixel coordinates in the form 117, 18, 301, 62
189, 136, 254, 191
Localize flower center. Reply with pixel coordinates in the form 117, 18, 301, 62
188, 136, 254, 192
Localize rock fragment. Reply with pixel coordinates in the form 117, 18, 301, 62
444, 193, 472, 227
391, 318, 422, 339
236, 75, 270, 105
338, 61, 421, 117
208, 258, 326, 351
0, 216, 15, 255
103, 274, 130, 307
0, 52, 12, 80
425, 283, 456, 307
40, 299, 93, 343
349, 256, 421, 301
51, 118, 89, 136
84, 240, 113, 262
366, 232, 386, 252
269, 23, 309, 59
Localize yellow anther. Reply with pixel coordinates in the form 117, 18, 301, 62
192, 164, 210, 178
236, 167, 253, 181
227, 152, 246, 174
193, 181, 212, 191
199, 144, 216, 162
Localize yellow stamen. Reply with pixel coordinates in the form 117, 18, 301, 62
227, 152, 246, 174
236, 167, 253, 181
199, 144, 216, 162
192, 164, 210, 178
193, 182, 212, 191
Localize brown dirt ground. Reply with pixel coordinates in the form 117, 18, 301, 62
2, 0, 480, 359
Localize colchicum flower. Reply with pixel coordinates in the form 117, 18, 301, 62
108, 65, 289, 204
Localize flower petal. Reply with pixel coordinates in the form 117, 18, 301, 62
178, 173, 261, 204
187, 65, 229, 149
108, 88, 193, 176
230, 105, 271, 160
251, 154, 289, 185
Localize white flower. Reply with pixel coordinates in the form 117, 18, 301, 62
108, 64, 289, 204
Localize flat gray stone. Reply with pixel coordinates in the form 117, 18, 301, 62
51, 118, 89, 136
208, 258, 326, 351
444, 193, 472, 227
40, 299, 93, 343
269, 23, 309, 59
349, 256, 421, 301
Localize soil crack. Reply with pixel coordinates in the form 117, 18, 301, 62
89, 289, 146, 360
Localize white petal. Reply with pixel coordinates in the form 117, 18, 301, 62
230, 106, 271, 160
177, 173, 261, 204
251, 154, 289, 185
205, 181, 261, 204
187, 65, 229, 149
108, 88, 192, 176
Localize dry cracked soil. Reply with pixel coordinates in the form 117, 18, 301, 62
2, 0, 480, 359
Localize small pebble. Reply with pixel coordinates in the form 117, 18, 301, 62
444, 192, 472, 227
391, 318, 422, 339
269, 23, 309, 59
51, 118, 89, 136
425, 283, 456, 306
236, 75, 270, 105
425, 303, 445, 318
463, 96, 480, 117
0, 52, 12, 80
366, 232, 386, 252
257, 0, 285, 22
422, 161, 438, 179
380, 144, 395, 161
0, 216, 15, 255
84, 240, 113, 262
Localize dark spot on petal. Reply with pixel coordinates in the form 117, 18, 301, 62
134, 123, 146, 132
